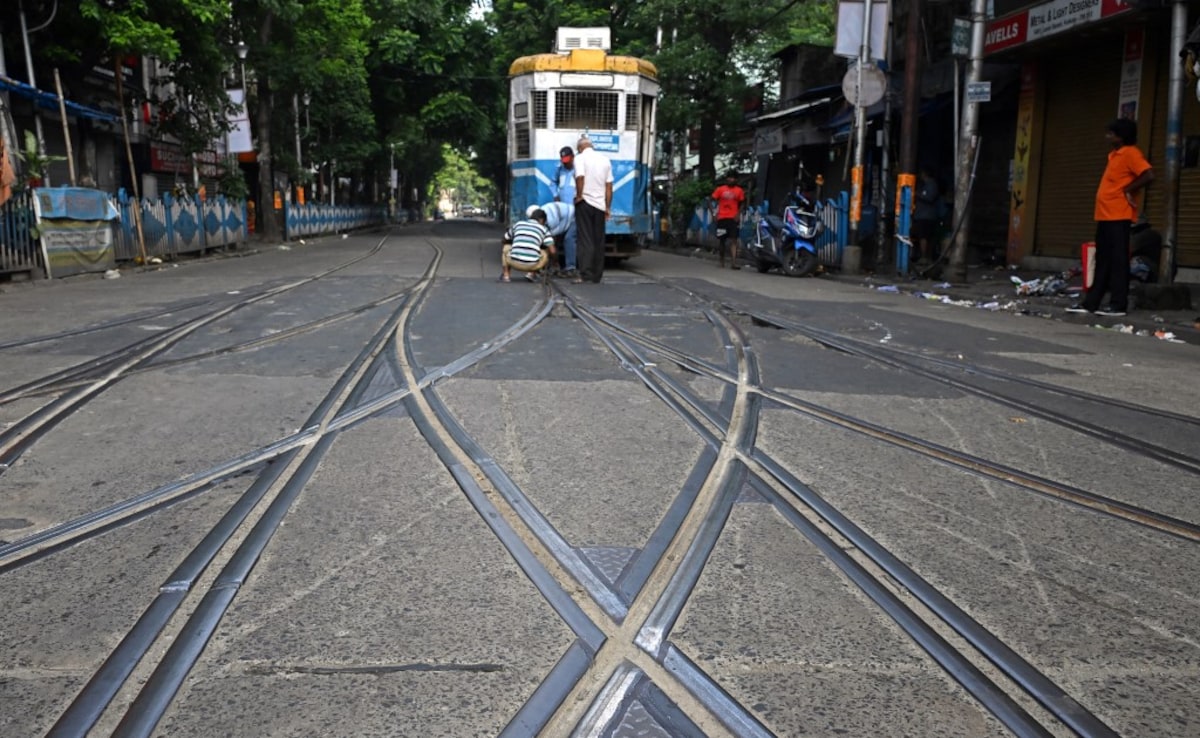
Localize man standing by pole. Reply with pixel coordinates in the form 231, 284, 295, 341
573, 136, 612, 284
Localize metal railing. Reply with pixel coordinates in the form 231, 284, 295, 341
284, 201, 387, 240
112, 190, 249, 262
686, 191, 850, 268
0, 190, 40, 276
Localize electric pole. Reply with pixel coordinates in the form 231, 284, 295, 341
947, 0, 986, 282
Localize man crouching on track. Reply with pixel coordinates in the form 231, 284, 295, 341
499, 208, 557, 283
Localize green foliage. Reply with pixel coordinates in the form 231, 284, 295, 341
216, 161, 251, 200
16, 131, 67, 183
669, 176, 715, 229
429, 144, 495, 209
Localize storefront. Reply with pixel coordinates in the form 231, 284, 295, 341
987, 1, 1199, 271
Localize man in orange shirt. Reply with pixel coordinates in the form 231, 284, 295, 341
1067, 118, 1153, 317
711, 171, 745, 269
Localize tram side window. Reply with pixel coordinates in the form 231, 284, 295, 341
515, 127, 531, 159
533, 91, 548, 128
625, 94, 639, 131
555, 91, 618, 131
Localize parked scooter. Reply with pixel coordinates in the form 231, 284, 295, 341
746, 185, 824, 277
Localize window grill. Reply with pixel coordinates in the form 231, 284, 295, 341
554, 90, 618, 131
533, 91, 548, 128
515, 126, 530, 159
625, 94, 639, 131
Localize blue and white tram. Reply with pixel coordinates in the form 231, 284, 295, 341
507, 27, 659, 259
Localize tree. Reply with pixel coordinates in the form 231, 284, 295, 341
627, 0, 834, 178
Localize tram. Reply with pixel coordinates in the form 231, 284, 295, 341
507, 27, 659, 259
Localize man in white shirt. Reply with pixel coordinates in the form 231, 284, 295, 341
572, 136, 612, 284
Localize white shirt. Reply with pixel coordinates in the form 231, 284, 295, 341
573, 147, 612, 211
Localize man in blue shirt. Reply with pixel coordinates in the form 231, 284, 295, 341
530, 201, 577, 277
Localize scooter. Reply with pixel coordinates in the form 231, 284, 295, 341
747, 187, 824, 277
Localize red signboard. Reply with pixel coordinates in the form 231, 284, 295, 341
985, 0, 1134, 55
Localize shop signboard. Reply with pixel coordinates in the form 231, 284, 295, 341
984, 0, 1134, 56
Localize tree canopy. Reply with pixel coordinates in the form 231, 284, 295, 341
0, 0, 835, 209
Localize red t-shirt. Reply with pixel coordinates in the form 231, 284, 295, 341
711, 184, 745, 220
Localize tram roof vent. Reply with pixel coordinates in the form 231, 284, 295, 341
556, 27, 611, 53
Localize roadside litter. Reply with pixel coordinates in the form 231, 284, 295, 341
1010, 267, 1079, 296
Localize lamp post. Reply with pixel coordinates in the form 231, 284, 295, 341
235, 41, 248, 92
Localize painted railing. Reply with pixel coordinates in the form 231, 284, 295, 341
686, 190, 850, 268
284, 201, 387, 240
112, 190, 249, 262
0, 190, 39, 276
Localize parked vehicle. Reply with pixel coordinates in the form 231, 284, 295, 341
746, 187, 824, 277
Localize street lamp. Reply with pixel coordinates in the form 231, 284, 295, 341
234, 41, 248, 91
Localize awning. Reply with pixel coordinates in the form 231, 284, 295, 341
752, 97, 834, 123
0, 74, 119, 123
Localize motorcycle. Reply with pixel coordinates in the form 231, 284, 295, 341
746, 187, 824, 277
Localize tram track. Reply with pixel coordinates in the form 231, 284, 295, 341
561, 288, 1119, 737
37, 243, 582, 738
0, 235, 393, 472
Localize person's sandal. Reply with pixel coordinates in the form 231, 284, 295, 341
497, 275, 510, 282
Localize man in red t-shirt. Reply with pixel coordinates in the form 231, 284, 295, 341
711, 172, 746, 269
1067, 118, 1153, 317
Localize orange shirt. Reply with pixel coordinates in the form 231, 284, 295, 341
711, 184, 745, 220
1094, 145, 1151, 221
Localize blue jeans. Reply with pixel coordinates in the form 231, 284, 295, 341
563, 218, 578, 270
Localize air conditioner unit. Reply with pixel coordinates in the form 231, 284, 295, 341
556, 27, 611, 53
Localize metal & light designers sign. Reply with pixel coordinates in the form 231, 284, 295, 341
985, 0, 1133, 55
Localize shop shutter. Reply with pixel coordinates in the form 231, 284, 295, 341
1146, 39, 1200, 271
1034, 45, 1122, 258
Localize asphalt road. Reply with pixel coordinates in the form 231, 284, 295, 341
1, 220, 1197, 738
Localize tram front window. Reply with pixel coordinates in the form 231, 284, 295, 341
554, 91, 619, 131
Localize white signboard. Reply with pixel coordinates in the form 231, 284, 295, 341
835, 1, 889, 61
1027, 0, 1106, 42
966, 81, 992, 103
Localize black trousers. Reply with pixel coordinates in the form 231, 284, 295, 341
576, 201, 606, 282
1085, 220, 1130, 311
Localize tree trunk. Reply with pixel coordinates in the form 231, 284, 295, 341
255, 12, 280, 241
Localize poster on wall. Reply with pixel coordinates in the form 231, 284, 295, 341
33, 188, 120, 278
1117, 28, 1143, 120
1007, 63, 1037, 267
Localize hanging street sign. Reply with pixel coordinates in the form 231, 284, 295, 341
842, 63, 887, 108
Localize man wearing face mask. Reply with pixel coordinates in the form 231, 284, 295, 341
550, 147, 578, 274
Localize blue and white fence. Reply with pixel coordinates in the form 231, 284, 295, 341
113, 190, 249, 262
686, 191, 850, 269
0, 190, 39, 276
284, 201, 387, 240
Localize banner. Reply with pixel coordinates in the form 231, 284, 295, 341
985, 0, 1133, 55
1117, 28, 1143, 120
32, 188, 119, 278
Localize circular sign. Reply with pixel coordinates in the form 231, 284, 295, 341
842, 63, 887, 108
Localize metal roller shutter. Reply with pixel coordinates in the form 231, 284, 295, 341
1034, 45, 1123, 258
1145, 40, 1200, 270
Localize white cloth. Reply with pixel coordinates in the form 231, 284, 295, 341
573, 147, 612, 211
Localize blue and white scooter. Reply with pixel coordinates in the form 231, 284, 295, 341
747, 186, 824, 277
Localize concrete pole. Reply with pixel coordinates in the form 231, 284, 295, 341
1160, 0, 1187, 285
18, 1, 50, 185
848, 0, 875, 249
946, 0, 986, 282
895, 0, 923, 269
874, 0, 896, 270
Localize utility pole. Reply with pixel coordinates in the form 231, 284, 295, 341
18, 0, 50, 186
896, 0, 923, 255
946, 0, 986, 283
848, 0, 876, 250
874, 0, 896, 271
1161, 0, 1188, 285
